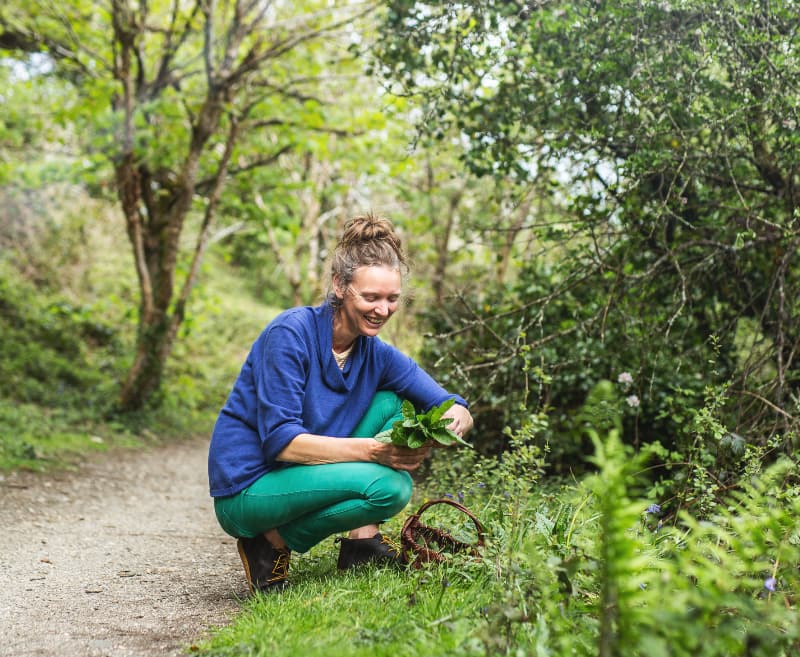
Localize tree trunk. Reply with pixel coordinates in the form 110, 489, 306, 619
432, 190, 462, 305
118, 311, 174, 411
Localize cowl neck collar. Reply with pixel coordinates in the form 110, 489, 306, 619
316, 302, 364, 390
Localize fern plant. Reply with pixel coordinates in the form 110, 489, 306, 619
583, 430, 655, 657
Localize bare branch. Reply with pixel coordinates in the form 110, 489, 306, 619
151, 0, 203, 96
169, 112, 239, 341
193, 143, 293, 193
224, 4, 376, 88
250, 118, 362, 138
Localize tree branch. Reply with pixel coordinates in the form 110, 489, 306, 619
193, 143, 294, 193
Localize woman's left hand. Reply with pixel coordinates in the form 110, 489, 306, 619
442, 403, 473, 441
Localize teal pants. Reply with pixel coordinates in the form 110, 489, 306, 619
213, 391, 410, 553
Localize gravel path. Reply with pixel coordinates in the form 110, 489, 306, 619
0, 438, 243, 657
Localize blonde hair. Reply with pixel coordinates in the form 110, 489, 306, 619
327, 212, 408, 308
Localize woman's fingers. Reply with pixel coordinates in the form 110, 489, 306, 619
442, 404, 474, 437
374, 442, 431, 471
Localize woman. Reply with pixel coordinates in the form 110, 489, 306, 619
208, 213, 473, 593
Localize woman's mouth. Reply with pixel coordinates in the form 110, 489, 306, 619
364, 314, 386, 328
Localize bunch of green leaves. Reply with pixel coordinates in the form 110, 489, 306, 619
375, 399, 471, 448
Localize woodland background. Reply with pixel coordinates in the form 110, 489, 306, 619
0, 2, 798, 656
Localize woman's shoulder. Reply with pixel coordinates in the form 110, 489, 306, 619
365, 334, 413, 364
260, 303, 331, 345
268, 304, 326, 329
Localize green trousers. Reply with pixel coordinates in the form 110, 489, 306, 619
213, 391, 410, 553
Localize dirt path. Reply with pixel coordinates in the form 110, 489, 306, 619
0, 438, 243, 657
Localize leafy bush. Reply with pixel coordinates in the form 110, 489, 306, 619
422, 424, 800, 657
0, 271, 120, 411
417, 251, 800, 508
198, 414, 799, 657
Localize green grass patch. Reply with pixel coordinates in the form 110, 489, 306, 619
0, 401, 144, 471
195, 433, 800, 657
199, 546, 496, 657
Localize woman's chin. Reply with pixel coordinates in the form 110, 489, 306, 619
361, 320, 386, 335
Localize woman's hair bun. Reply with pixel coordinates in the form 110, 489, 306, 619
338, 213, 403, 254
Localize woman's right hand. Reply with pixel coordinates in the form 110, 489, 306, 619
370, 440, 432, 471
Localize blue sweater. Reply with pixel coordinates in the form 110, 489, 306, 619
208, 302, 467, 497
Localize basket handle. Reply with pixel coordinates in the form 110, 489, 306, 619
407, 498, 485, 546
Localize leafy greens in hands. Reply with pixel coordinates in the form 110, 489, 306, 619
374, 398, 472, 448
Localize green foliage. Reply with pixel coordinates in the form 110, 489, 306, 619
417, 263, 716, 465
380, 0, 800, 454
0, 197, 281, 470
584, 431, 652, 656
0, 264, 132, 469
375, 399, 471, 448
0, 268, 119, 410
197, 421, 799, 657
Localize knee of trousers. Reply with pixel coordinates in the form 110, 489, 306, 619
366, 468, 413, 517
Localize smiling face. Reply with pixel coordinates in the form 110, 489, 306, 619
332, 265, 402, 349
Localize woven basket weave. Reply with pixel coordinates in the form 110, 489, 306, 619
400, 498, 485, 568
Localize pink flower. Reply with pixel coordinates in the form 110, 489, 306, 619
617, 372, 633, 385
626, 395, 640, 408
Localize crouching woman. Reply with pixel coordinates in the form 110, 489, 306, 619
208, 213, 473, 592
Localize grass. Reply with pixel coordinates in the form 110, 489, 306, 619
0, 402, 147, 471
193, 436, 800, 657
198, 532, 498, 657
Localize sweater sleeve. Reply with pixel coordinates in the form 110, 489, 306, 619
253, 323, 313, 465
375, 340, 468, 411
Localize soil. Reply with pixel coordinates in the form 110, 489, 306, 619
0, 437, 244, 657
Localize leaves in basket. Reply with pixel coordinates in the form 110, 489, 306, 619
374, 399, 472, 448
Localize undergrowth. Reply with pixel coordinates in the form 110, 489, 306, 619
197, 415, 799, 657
0, 246, 278, 472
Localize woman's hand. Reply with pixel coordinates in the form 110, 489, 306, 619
441, 403, 473, 440
370, 441, 432, 471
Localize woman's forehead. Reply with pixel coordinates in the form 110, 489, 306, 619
351, 265, 402, 290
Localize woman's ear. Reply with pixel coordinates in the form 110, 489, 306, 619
332, 275, 346, 299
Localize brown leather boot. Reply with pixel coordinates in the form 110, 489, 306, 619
237, 534, 291, 593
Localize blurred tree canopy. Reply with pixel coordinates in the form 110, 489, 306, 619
0, 0, 384, 410
1, 0, 797, 482
376, 0, 799, 460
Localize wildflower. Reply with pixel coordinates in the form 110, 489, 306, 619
617, 372, 633, 385
457, 491, 465, 503
444, 493, 454, 499
764, 577, 777, 592
646, 503, 661, 515
626, 394, 640, 408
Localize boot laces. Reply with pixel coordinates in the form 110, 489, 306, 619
270, 550, 290, 581
379, 533, 400, 555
